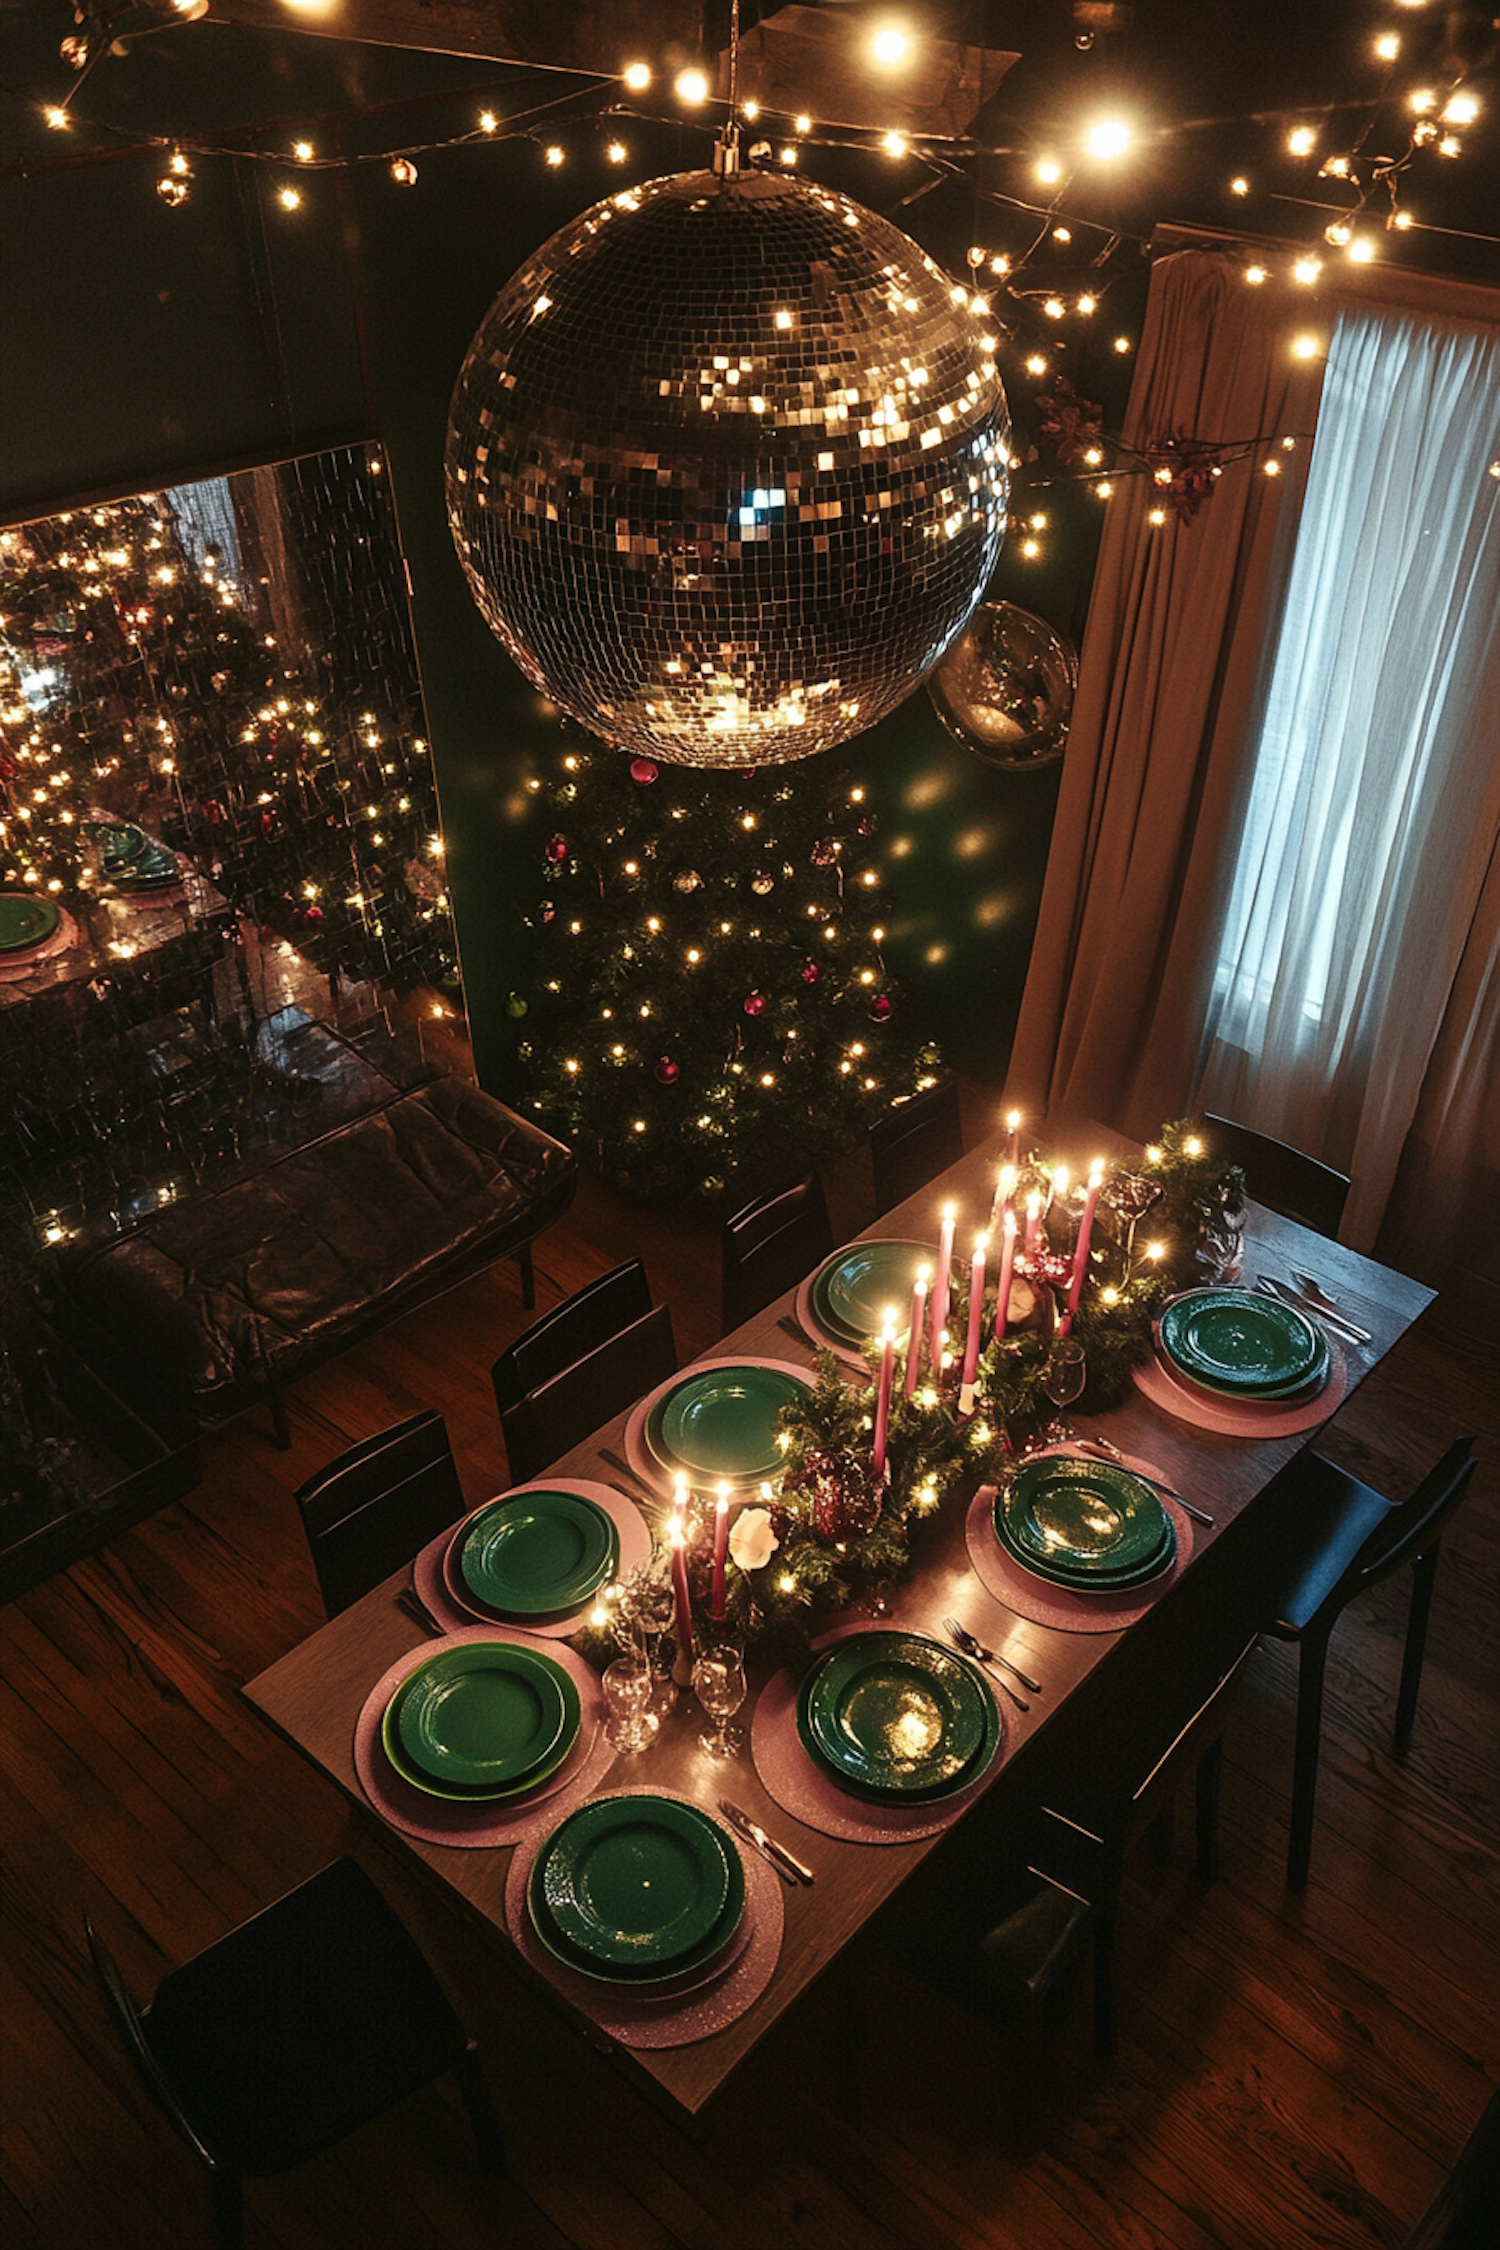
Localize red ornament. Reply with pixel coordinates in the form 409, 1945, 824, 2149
810, 839, 837, 868
743, 990, 767, 1017
630, 757, 659, 784
868, 993, 893, 1021
258, 809, 277, 836
802, 1446, 883, 1541
303, 903, 325, 923
654, 1056, 680, 1084
800, 959, 822, 985
545, 832, 568, 864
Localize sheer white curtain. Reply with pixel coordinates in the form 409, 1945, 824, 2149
1197, 305, 1500, 1246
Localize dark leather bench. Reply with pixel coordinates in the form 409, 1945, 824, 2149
57, 1073, 576, 1442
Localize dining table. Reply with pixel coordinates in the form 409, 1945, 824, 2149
242, 1119, 1435, 2124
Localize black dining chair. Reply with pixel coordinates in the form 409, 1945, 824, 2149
293, 1410, 465, 1617
490, 1258, 654, 1418
721, 1174, 836, 1332
1259, 1434, 1477, 1889
86, 1857, 506, 2250
1201, 1112, 1350, 1238
977, 1633, 1258, 2055
869, 1078, 965, 1215
499, 1301, 677, 1482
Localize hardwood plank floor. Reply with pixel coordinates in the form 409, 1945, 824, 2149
2, 1118, 1495, 2250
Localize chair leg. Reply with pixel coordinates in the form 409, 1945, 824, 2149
1287, 1636, 1329, 1891
1394, 1546, 1441, 1755
1195, 1739, 1224, 1883
453, 2042, 507, 2177
517, 1242, 535, 1310
207, 2163, 247, 2250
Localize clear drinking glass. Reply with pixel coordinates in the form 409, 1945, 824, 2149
1038, 1338, 1087, 1443
691, 1644, 747, 1759
601, 1652, 658, 1754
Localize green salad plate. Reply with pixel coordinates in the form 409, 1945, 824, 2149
112, 840, 180, 890
0, 893, 62, 952
459, 1489, 618, 1617
647, 1364, 807, 1484
998, 1455, 1172, 1578
379, 1659, 582, 1804
1160, 1288, 1324, 1394
392, 1640, 574, 1788
797, 1631, 999, 1800
811, 1240, 936, 1344
529, 1795, 743, 1979
82, 819, 147, 870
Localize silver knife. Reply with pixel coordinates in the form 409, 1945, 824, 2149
1254, 1273, 1371, 1344
718, 1799, 815, 1885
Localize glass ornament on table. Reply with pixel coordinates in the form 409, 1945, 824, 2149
691, 1643, 748, 1760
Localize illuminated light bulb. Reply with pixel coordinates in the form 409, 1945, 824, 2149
1230, 175, 1250, 196
674, 68, 709, 105
293, 140, 315, 162
881, 130, 908, 156
1043, 296, 1065, 319
1292, 255, 1321, 284
1028, 512, 1048, 531
774, 309, 793, 329
1412, 119, 1438, 145
1084, 117, 1132, 160
1374, 34, 1399, 61
1324, 220, 1352, 246
1263, 456, 1283, 475
795, 113, 811, 133
44, 105, 69, 129
479, 110, 498, 132
1438, 135, 1461, 157
970, 293, 990, 315
390, 157, 418, 184
157, 174, 189, 206
622, 62, 651, 91
632, 1119, 647, 1133
169, 151, 190, 176
1348, 237, 1376, 263
779, 145, 798, 165
1052, 224, 1072, 244
1291, 332, 1320, 358
1281, 435, 1296, 449
1244, 263, 1268, 286
990, 253, 1010, 275
1443, 94, 1479, 126
1153, 465, 1173, 486
1094, 479, 1113, 498
1147, 507, 1167, 526
1389, 208, 1414, 231
967, 245, 985, 266
278, 186, 303, 210
1077, 293, 1097, 315
1036, 158, 1062, 185
544, 144, 565, 166
1409, 89, 1436, 114
1112, 335, 1132, 354
741, 98, 760, 121
1287, 126, 1316, 157
871, 25, 910, 66
1024, 353, 1049, 376
1021, 537, 1040, 558
607, 141, 627, 164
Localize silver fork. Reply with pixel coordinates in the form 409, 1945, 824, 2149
942, 1617, 1035, 1709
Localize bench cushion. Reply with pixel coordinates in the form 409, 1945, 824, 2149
62, 1076, 576, 1426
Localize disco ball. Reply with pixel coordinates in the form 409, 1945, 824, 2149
446, 165, 1010, 770
926, 600, 1078, 769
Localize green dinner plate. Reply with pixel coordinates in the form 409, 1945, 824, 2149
814, 1240, 937, 1341
0, 893, 61, 952
82, 819, 147, 869
999, 1456, 1171, 1575
1160, 1288, 1322, 1393
379, 1662, 582, 1802
112, 841, 180, 889
394, 1641, 572, 1786
652, 1365, 807, 1482
532, 1795, 738, 1972
459, 1490, 618, 1616
800, 1631, 992, 1796
1159, 1332, 1330, 1403
527, 1815, 747, 1987
796, 1638, 1002, 1803
993, 1503, 1177, 1591
808, 1270, 869, 1346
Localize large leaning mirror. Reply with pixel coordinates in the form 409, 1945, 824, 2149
0, 441, 461, 1248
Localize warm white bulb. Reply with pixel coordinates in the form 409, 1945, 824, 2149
1229, 175, 1249, 196
871, 25, 911, 67
674, 68, 709, 105
622, 62, 651, 92
1287, 126, 1316, 157
1443, 93, 1479, 125
1084, 117, 1132, 160
1374, 34, 1400, 60
1036, 158, 1062, 185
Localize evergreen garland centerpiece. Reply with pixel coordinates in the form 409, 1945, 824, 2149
512, 739, 939, 1203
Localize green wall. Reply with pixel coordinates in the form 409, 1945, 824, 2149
0, 16, 1074, 1099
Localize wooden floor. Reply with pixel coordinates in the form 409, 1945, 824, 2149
3, 1116, 1497, 2250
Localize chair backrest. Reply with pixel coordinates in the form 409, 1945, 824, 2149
1336, 1436, 1477, 1617
869, 1078, 965, 1215
1201, 1112, 1350, 1238
500, 1302, 677, 1483
294, 1410, 464, 1617
721, 1174, 836, 1331
490, 1260, 654, 1416
86, 1914, 219, 2168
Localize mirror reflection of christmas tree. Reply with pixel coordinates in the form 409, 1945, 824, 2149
515, 741, 941, 1202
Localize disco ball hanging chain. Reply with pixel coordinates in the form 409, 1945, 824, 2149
445, 75, 1011, 770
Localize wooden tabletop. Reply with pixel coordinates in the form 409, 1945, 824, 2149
243, 1124, 1434, 2120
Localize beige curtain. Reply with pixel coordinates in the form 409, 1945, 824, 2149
1004, 247, 1326, 1138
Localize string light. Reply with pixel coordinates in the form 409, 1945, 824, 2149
674, 68, 709, 105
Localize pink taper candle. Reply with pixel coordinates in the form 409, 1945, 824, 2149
1066, 1161, 1105, 1319
1006, 1108, 1022, 1166
993, 1207, 1018, 1344
872, 1312, 897, 1479
988, 1161, 1017, 1236
959, 1234, 988, 1414
929, 1203, 957, 1365
709, 1484, 730, 1621
1024, 1190, 1042, 1253
670, 1522, 694, 1659
904, 1267, 929, 1396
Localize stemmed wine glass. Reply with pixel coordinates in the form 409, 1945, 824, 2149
691, 1643, 747, 1759
601, 1650, 659, 1754
1038, 1338, 1087, 1444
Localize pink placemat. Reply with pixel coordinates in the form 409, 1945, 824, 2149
964, 1464, 1197, 1634
791, 1275, 871, 1375
622, 1357, 814, 1498
353, 1628, 612, 1847
413, 1481, 654, 1638
1131, 1334, 1347, 1437
0, 905, 79, 981
750, 1622, 1005, 1844
503, 1790, 785, 2049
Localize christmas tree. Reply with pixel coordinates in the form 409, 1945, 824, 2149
513, 739, 941, 1202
